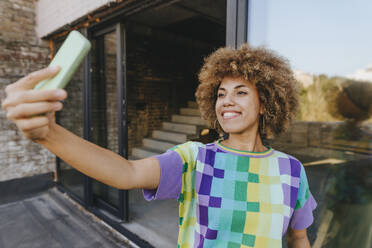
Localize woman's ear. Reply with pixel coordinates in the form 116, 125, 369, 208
259, 105, 265, 115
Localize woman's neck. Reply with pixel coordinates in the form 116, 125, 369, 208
220, 131, 267, 152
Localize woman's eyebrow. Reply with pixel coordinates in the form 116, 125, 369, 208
235, 85, 249, 89
218, 85, 249, 91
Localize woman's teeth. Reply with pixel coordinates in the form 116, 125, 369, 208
223, 112, 240, 118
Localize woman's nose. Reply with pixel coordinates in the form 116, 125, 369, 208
222, 93, 234, 106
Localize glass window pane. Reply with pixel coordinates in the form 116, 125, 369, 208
249, 1, 372, 247
91, 31, 120, 209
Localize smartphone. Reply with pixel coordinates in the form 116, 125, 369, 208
34, 30, 91, 90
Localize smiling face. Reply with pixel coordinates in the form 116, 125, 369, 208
215, 77, 263, 136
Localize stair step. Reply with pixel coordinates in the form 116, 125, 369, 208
152, 130, 188, 143
162, 122, 197, 134
128, 155, 137, 160
143, 138, 176, 152
180, 108, 200, 116
187, 101, 198, 109
172, 115, 207, 126
132, 147, 160, 159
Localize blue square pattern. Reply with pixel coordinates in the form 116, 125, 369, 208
221, 198, 235, 210
222, 179, 236, 199
235, 171, 249, 181
224, 169, 236, 180
233, 199, 248, 211
218, 209, 234, 231
214, 153, 238, 171
214, 153, 227, 170
208, 207, 222, 230
210, 177, 224, 197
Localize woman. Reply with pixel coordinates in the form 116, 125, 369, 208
1, 44, 317, 247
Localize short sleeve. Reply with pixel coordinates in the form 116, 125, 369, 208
290, 164, 317, 230
142, 141, 199, 201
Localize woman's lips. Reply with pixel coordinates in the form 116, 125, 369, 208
222, 111, 241, 120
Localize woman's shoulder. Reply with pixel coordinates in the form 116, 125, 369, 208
169, 141, 206, 159
271, 149, 301, 161
172, 141, 206, 150
271, 149, 304, 177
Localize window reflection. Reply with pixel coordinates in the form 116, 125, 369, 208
249, 1, 372, 247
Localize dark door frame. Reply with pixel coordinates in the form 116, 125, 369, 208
86, 24, 129, 221
226, 0, 249, 48
56, 25, 128, 220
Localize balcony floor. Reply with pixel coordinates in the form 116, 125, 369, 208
0, 187, 132, 248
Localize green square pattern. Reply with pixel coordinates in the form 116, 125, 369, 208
183, 162, 188, 173
242, 234, 256, 246
236, 157, 250, 172
234, 181, 247, 201
227, 242, 241, 248
231, 210, 246, 233
178, 193, 184, 203
248, 173, 259, 183
246, 201, 260, 212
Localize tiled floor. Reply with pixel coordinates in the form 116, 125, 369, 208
0, 188, 132, 248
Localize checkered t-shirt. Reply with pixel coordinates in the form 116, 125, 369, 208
143, 141, 317, 248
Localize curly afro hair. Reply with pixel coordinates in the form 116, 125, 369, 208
195, 44, 299, 139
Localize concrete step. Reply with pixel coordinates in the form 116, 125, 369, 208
180, 108, 200, 116
187, 101, 198, 109
162, 122, 198, 135
132, 147, 160, 159
171, 115, 207, 126
143, 138, 176, 152
152, 130, 188, 143
128, 155, 137, 160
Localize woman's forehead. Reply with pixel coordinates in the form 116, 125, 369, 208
218, 77, 254, 89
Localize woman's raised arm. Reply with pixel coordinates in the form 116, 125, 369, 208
1, 66, 160, 190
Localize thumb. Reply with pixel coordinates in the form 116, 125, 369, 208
16, 66, 60, 90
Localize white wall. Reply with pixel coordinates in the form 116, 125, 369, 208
36, 0, 116, 38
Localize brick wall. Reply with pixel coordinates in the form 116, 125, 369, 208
0, 0, 55, 182
36, 0, 116, 38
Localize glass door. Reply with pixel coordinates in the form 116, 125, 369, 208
57, 24, 129, 221
89, 23, 129, 220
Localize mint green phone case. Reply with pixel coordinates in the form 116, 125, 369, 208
34, 30, 91, 90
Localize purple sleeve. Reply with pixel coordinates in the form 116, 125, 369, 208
142, 150, 183, 201
290, 192, 317, 230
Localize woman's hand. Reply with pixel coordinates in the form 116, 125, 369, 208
1, 66, 67, 141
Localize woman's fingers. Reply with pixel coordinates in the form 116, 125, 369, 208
1, 88, 67, 110
15, 115, 50, 132
6, 101, 63, 120
7, 66, 60, 91
0, 66, 64, 141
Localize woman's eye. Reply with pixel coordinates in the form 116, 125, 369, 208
237, 91, 247, 95
217, 93, 225, 97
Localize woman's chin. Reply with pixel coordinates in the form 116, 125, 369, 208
220, 127, 244, 135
